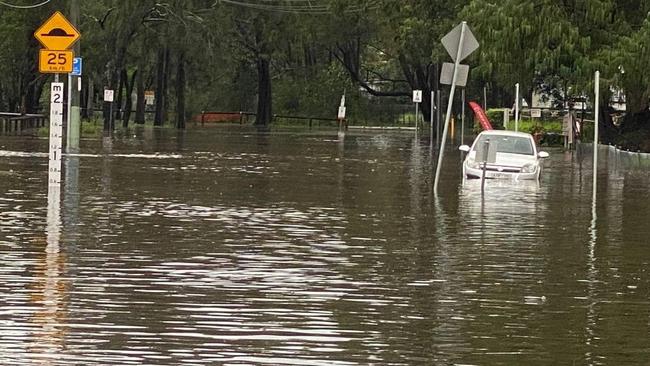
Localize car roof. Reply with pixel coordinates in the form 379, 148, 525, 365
477, 130, 533, 138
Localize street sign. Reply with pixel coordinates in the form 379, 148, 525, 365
531, 109, 542, 118
34, 11, 81, 51
144, 91, 155, 105
104, 89, 114, 102
39, 50, 74, 73
71, 57, 82, 76
338, 106, 346, 119
441, 22, 479, 62
440, 62, 469, 86
413, 90, 423, 103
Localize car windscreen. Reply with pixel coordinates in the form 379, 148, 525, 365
472, 135, 534, 156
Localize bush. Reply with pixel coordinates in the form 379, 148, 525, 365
485, 108, 506, 130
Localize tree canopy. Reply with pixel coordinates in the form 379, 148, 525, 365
0, 0, 648, 128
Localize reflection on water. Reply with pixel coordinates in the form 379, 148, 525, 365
32, 185, 67, 363
1, 129, 650, 365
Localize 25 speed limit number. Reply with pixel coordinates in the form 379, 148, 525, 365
39, 50, 73, 73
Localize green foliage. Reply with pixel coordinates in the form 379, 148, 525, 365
485, 109, 505, 130
1, 0, 649, 132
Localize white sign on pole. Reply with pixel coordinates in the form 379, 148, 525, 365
413, 90, 423, 103
531, 108, 542, 118
440, 63, 470, 86
338, 106, 346, 119
145, 91, 155, 105
104, 89, 114, 102
441, 23, 479, 62
49, 82, 64, 186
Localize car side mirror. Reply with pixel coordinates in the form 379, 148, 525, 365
459, 145, 470, 152
538, 151, 549, 159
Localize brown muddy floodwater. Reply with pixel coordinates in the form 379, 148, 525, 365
1, 127, 649, 365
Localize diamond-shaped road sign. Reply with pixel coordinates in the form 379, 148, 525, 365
34, 11, 80, 51
441, 23, 479, 62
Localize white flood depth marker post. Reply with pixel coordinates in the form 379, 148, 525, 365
593, 71, 600, 202
434, 21, 478, 196
49, 80, 65, 186
515, 83, 520, 132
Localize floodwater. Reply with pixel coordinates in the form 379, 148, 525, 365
1, 127, 649, 365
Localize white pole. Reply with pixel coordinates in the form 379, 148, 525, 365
434, 22, 467, 196
593, 71, 600, 203
436, 90, 441, 148
430, 91, 434, 147
415, 102, 419, 131
515, 83, 520, 132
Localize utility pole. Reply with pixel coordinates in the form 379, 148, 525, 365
67, 0, 81, 153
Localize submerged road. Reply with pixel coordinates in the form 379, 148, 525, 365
0, 127, 649, 365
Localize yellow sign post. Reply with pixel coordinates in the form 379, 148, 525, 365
34, 11, 80, 74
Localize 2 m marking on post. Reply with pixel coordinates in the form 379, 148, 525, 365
49, 82, 64, 186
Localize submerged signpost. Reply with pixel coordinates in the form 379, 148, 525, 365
593, 71, 600, 203
434, 22, 479, 196
34, 11, 81, 188
413, 90, 422, 131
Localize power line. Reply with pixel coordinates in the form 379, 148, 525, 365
0, 0, 51, 9
219, 0, 377, 14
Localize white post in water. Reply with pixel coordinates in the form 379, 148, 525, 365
434, 22, 467, 196
413, 90, 422, 131
430, 91, 435, 147
593, 71, 600, 203
49, 77, 64, 187
515, 83, 520, 132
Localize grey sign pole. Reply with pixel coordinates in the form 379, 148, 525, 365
434, 22, 473, 196
461, 88, 466, 145
593, 71, 600, 203
430, 91, 434, 148
515, 83, 520, 132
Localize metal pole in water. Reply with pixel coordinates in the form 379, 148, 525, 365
481, 139, 489, 194
593, 71, 600, 203
415, 102, 419, 132
436, 90, 441, 148
461, 88, 466, 145
515, 83, 520, 132
430, 91, 434, 148
434, 22, 467, 196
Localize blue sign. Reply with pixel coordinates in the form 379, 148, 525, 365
71, 57, 82, 76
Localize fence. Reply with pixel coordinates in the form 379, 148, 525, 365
578, 142, 650, 170
0, 113, 48, 134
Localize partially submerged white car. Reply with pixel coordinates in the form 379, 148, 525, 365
459, 130, 549, 180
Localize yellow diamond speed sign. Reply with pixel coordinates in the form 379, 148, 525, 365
34, 11, 80, 50
39, 50, 74, 73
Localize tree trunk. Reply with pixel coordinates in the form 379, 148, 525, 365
123, 70, 137, 128
255, 56, 272, 126
163, 48, 170, 124
116, 68, 126, 121
154, 48, 166, 126
625, 85, 649, 114
175, 51, 186, 129
86, 78, 94, 119
135, 67, 146, 124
